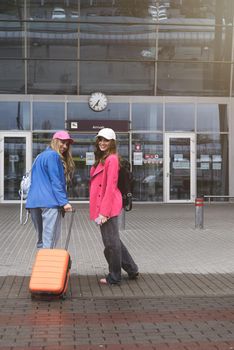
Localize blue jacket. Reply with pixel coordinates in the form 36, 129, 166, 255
26, 147, 69, 209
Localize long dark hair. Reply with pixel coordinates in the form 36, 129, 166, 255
93, 137, 117, 167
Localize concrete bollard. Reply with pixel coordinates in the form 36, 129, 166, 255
195, 197, 204, 229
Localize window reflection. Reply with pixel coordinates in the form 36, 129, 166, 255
158, 26, 232, 62
232, 64, 234, 97
4, 137, 26, 200
80, 24, 156, 60
27, 60, 77, 95
78, 0, 233, 23
169, 137, 191, 200
23, 0, 234, 23
132, 104, 163, 131
158, 62, 230, 97
80, 0, 150, 19
27, 0, 79, 21
132, 133, 163, 202
33, 102, 65, 130
32, 133, 53, 158
0, 1, 24, 20
0, 102, 30, 130
27, 23, 78, 59
0, 28, 24, 59
0, 1, 233, 96
165, 104, 195, 132
0, 60, 25, 94
68, 103, 129, 120
197, 134, 229, 199
197, 104, 228, 132
80, 61, 155, 95
166, 0, 233, 23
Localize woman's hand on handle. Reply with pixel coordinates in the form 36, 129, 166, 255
63, 203, 73, 212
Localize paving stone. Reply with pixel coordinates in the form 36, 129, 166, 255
1, 204, 234, 349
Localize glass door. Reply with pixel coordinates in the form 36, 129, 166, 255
0, 132, 31, 202
165, 133, 195, 203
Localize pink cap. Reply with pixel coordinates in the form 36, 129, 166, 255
53, 131, 74, 144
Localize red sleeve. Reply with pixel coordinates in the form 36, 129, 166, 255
100, 155, 119, 217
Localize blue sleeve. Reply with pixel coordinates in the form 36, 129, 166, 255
47, 153, 69, 206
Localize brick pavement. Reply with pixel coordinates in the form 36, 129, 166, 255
0, 203, 234, 349
0, 296, 234, 349
0, 203, 233, 296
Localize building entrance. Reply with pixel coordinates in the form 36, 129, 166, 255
165, 133, 195, 203
0, 132, 32, 202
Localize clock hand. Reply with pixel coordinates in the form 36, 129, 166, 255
94, 99, 100, 107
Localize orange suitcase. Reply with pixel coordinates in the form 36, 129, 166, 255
29, 210, 75, 299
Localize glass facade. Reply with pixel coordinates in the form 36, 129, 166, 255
0, 0, 234, 96
0, 0, 233, 203
1, 99, 228, 202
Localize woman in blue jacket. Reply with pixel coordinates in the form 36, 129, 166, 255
26, 131, 75, 248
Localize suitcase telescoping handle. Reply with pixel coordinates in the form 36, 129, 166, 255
64, 209, 75, 251
51, 209, 75, 250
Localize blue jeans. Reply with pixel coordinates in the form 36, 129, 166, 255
100, 216, 138, 284
30, 208, 62, 248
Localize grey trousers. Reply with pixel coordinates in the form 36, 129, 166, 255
100, 216, 138, 283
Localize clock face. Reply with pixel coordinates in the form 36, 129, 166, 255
88, 92, 108, 112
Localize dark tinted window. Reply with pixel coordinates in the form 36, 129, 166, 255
132, 104, 163, 131
0, 102, 30, 130
197, 104, 228, 132
165, 104, 195, 131
33, 102, 65, 130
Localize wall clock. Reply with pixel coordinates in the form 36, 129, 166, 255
88, 92, 108, 112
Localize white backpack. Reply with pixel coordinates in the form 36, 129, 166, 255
19, 171, 32, 200
19, 156, 38, 224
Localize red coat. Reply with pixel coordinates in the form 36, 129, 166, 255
89, 154, 122, 220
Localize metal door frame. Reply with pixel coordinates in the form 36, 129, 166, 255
164, 133, 196, 203
0, 132, 32, 203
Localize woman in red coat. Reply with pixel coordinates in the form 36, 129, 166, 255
89, 128, 138, 285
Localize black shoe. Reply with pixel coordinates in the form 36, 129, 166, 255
37, 241, 43, 249
128, 272, 139, 280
